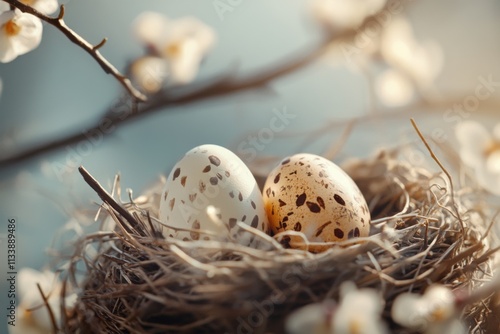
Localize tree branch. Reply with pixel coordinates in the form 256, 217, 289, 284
4, 0, 146, 101
4, 4, 489, 167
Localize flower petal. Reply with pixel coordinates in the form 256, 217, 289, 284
172, 16, 215, 54
20, 0, 59, 15
493, 122, 500, 142
455, 121, 491, 168
285, 302, 334, 334
334, 283, 387, 334
18, 268, 60, 303
375, 68, 414, 107
130, 56, 169, 94
486, 150, 500, 175
391, 293, 428, 329
455, 121, 490, 149
0, 30, 18, 62
167, 38, 203, 84
133, 11, 170, 48
310, 0, 386, 30
0, 10, 43, 63
9, 11, 43, 56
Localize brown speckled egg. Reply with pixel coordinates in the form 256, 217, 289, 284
263, 153, 370, 252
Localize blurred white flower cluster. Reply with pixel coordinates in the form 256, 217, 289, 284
456, 120, 500, 195
130, 12, 216, 94
0, 0, 57, 63
286, 282, 465, 334
8, 267, 76, 334
286, 282, 388, 334
392, 285, 465, 334
377, 16, 442, 106
310, 0, 442, 107
311, 0, 387, 31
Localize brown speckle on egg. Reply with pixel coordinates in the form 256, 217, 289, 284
210, 177, 218, 185
315, 221, 332, 237
274, 173, 281, 184
294, 222, 302, 231
229, 218, 237, 228
203, 165, 211, 173
347, 227, 361, 239
199, 181, 206, 193
180, 176, 187, 187
296, 192, 307, 207
173, 168, 181, 180
190, 220, 201, 240
280, 236, 291, 248
251, 215, 259, 228
334, 194, 346, 206
169, 198, 175, 211
317, 196, 325, 209
334, 228, 344, 239
306, 201, 321, 213
209, 155, 221, 166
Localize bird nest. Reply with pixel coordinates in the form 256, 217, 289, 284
56, 145, 498, 334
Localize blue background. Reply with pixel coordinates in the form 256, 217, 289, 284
1, 0, 499, 332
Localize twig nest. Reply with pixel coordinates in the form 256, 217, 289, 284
263, 153, 370, 252
60, 147, 498, 333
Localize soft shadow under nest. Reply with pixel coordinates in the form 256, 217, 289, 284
60, 150, 497, 334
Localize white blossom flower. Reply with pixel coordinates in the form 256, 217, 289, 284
380, 16, 442, 92
392, 285, 465, 334
133, 12, 215, 85
375, 67, 414, 107
455, 120, 500, 195
0, 8, 43, 63
285, 301, 336, 334
310, 0, 387, 30
285, 282, 387, 334
333, 282, 388, 334
8, 268, 77, 334
19, 0, 59, 15
130, 55, 170, 94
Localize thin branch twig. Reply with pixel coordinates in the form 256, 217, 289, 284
4, 0, 146, 101
78, 166, 141, 233
36, 283, 58, 334
0, 30, 340, 166
410, 118, 465, 232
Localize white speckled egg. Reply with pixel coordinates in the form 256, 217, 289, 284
159, 144, 269, 244
263, 153, 370, 252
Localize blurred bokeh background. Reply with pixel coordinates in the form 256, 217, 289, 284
1, 0, 499, 331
